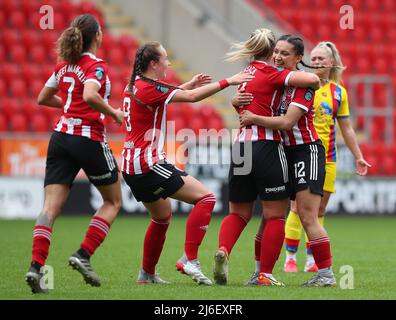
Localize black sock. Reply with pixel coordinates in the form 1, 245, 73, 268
31, 261, 42, 272
77, 248, 90, 260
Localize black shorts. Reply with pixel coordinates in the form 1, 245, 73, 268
228, 140, 290, 202
44, 131, 119, 187
123, 162, 188, 203
285, 141, 326, 200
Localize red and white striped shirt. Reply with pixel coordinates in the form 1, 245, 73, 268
121, 79, 178, 175
45, 52, 111, 142
235, 61, 293, 143
276, 86, 319, 146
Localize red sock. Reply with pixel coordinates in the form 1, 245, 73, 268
218, 213, 247, 256
32, 226, 52, 266
260, 218, 285, 273
254, 233, 262, 261
142, 214, 171, 275
185, 194, 215, 260
81, 216, 111, 256
309, 236, 332, 269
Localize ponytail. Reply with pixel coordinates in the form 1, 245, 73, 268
225, 28, 276, 62
56, 14, 100, 64
57, 27, 83, 64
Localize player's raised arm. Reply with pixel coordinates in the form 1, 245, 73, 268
171, 72, 254, 103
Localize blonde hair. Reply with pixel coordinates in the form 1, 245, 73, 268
313, 41, 346, 84
225, 28, 276, 62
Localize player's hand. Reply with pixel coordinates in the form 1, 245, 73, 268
355, 158, 371, 176
227, 72, 255, 85
239, 110, 255, 127
232, 92, 253, 108
112, 108, 124, 126
190, 73, 212, 88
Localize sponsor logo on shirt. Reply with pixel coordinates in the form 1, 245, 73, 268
124, 141, 135, 148
60, 116, 82, 126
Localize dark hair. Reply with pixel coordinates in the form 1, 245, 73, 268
128, 42, 179, 106
277, 34, 323, 70
57, 14, 100, 64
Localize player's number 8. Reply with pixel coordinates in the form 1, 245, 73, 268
123, 97, 132, 131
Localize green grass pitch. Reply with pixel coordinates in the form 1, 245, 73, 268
1, 215, 395, 300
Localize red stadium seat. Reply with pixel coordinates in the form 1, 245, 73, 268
9, 11, 26, 29
380, 154, 396, 176
0, 45, 5, 62
53, 13, 68, 31
371, 118, 384, 142
118, 34, 140, 54
207, 117, 225, 131
108, 47, 126, 65
10, 79, 27, 97
1, 0, 20, 15
31, 113, 50, 132
198, 104, 217, 118
21, 0, 40, 17
0, 97, 18, 118
0, 10, 5, 29
0, 79, 6, 96
366, 1, 380, 11
21, 98, 39, 119
370, 27, 383, 43
0, 114, 8, 132
10, 113, 29, 132
179, 103, 196, 124
21, 64, 43, 83
41, 31, 59, 52
374, 59, 388, 75
355, 58, 371, 74
383, 0, 396, 11
1, 29, 20, 50
31, 79, 44, 97
190, 117, 205, 135
10, 45, 27, 64
30, 45, 48, 64
317, 25, 332, 40
173, 116, 188, 134
21, 30, 42, 52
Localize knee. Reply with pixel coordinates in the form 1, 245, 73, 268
36, 210, 55, 228
104, 194, 122, 212
112, 197, 122, 211
195, 193, 216, 209
298, 212, 316, 228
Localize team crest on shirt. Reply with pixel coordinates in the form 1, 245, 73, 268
156, 85, 170, 94
95, 67, 105, 80
305, 88, 314, 101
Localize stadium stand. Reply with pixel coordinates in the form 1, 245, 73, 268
0, 0, 224, 137
248, 0, 395, 175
